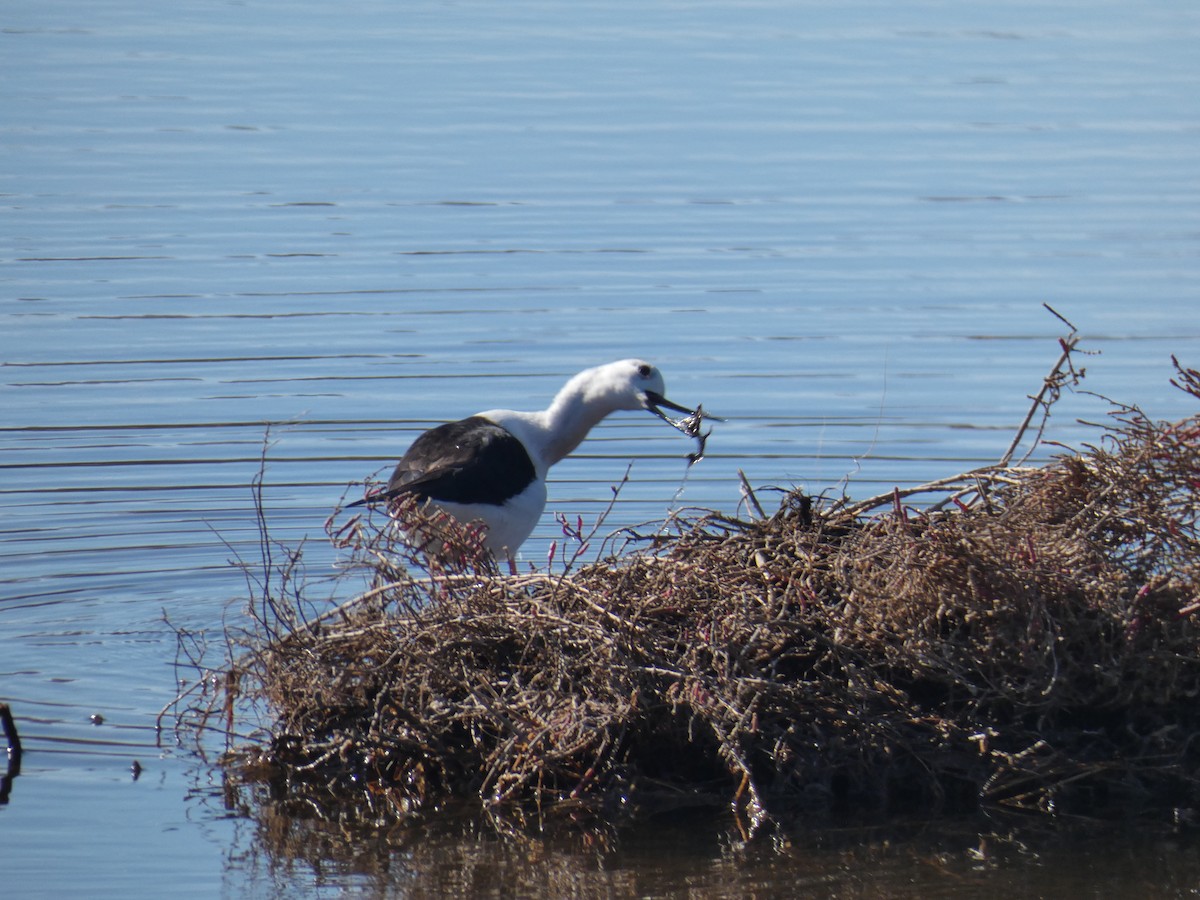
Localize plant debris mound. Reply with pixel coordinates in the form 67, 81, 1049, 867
196, 361, 1200, 832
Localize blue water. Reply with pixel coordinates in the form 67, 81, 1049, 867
3, 0, 1199, 895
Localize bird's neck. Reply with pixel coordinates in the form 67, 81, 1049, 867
537, 392, 612, 467
484, 370, 629, 475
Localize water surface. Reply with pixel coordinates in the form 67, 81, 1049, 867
3, 0, 1199, 895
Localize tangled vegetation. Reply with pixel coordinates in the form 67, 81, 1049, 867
171, 343, 1200, 837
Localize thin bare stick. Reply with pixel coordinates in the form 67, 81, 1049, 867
738, 469, 767, 519
998, 305, 1083, 468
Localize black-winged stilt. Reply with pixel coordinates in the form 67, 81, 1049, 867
349, 359, 711, 563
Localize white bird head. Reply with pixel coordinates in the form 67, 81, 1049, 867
486, 358, 709, 473
566, 358, 679, 416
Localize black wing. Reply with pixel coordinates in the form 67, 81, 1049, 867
350, 416, 535, 508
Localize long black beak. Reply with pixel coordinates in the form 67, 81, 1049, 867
642, 391, 723, 424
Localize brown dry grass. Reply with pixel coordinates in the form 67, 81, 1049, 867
173, 350, 1200, 835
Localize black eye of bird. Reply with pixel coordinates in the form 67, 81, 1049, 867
637, 364, 652, 378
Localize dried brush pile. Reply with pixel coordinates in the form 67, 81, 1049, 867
189, 354, 1200, 834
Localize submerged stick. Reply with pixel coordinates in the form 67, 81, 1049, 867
1, 703, 22, 804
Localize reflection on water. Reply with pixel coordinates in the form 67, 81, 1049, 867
3, 0, 1200, 894
208, 775, 1200, 899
